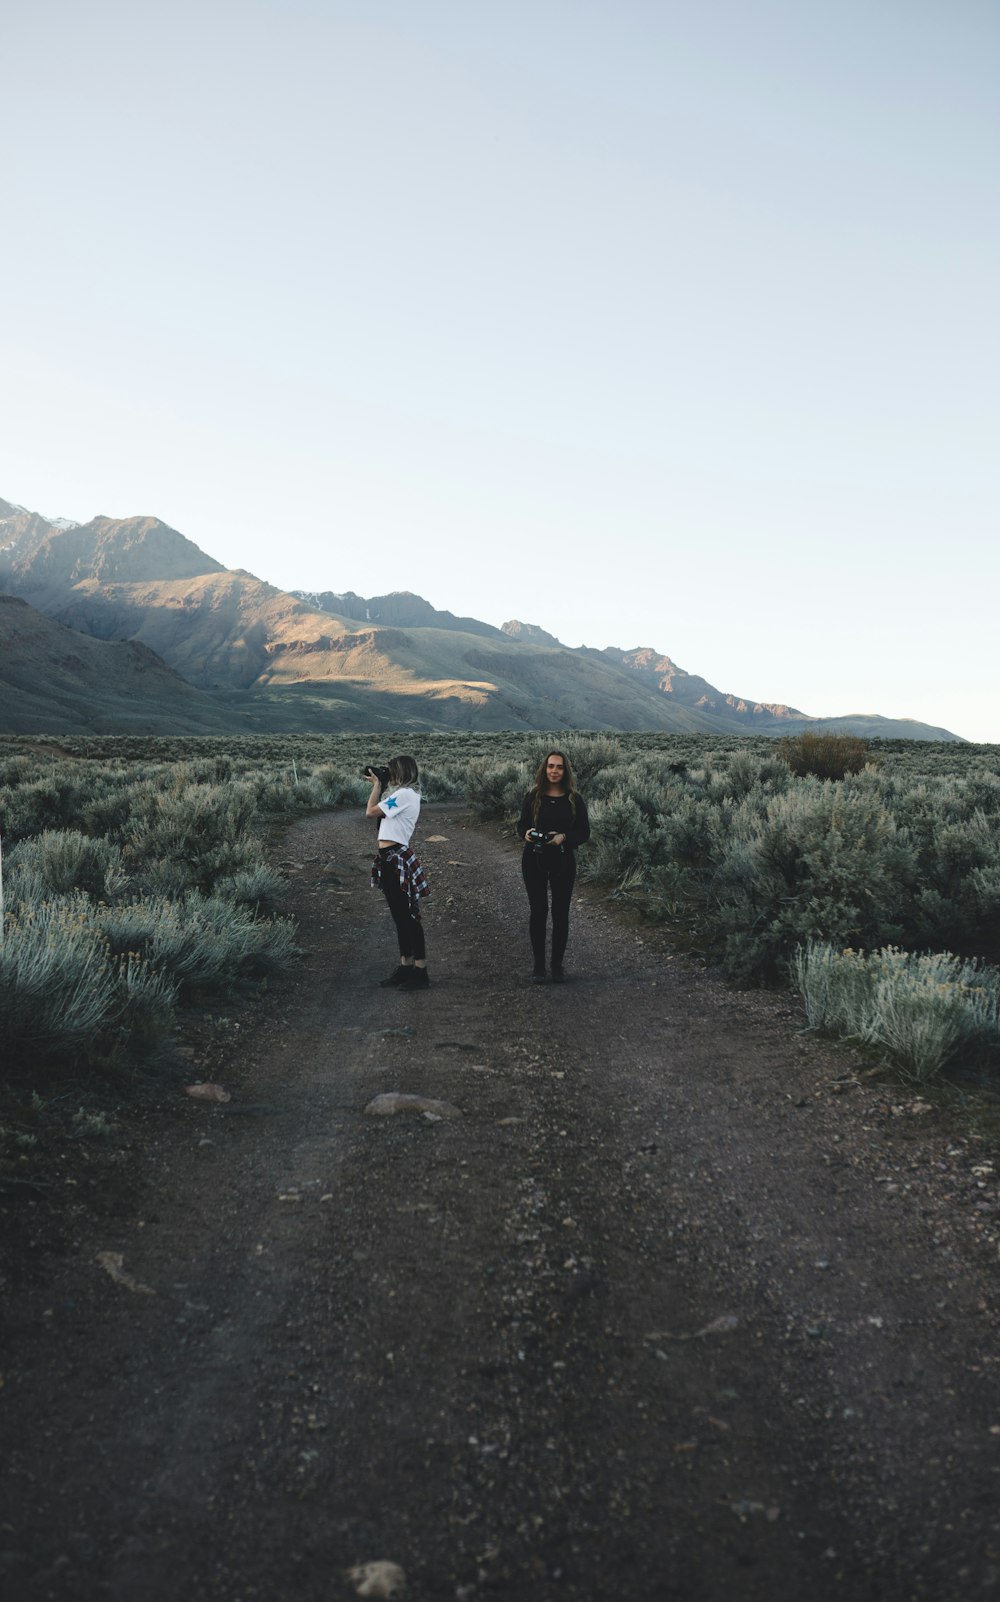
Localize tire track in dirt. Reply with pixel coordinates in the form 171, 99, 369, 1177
3, 803, 999, 1602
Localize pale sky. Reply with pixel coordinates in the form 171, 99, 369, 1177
3, 0, 998, 740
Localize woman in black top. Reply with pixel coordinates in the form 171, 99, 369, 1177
517, 750, 590, 982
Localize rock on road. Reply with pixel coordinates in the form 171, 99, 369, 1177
3, 804, 999, 1602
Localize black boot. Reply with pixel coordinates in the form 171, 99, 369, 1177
380, 965, 412, 987
402, 966, 430, 989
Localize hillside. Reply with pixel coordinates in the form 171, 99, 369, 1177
0, 496, 965, 739
0, 593, 249, 735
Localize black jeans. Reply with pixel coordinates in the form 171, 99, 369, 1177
521, 846, 576, 971
381, 869, 426, 960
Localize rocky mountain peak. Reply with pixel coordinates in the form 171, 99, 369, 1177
0, 509, 225, 601
501, 619, 562, 647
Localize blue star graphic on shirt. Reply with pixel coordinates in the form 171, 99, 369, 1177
383, 796, 399, 809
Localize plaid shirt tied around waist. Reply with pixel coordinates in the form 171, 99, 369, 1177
371, 845, 431, 919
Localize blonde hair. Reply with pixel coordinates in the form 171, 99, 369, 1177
386, 754, 419, 789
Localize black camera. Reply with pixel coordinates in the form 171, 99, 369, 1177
527, 829, 550, 853
363, 764, 390, 787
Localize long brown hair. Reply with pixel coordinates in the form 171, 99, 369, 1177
530, 749, 578, 826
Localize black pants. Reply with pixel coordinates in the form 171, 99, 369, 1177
521, 847, 576, 971
381, 871, 426, 960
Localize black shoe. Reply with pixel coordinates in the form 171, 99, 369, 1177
531, 969, 548, 983
402, 966, 430, 988
380, 966, 412, 987
551, 966, 566, 983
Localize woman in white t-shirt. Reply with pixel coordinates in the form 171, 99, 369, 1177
365, 753, 431, 988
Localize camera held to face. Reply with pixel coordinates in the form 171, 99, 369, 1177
527, 829, 551, 853
363, 764, 391, 787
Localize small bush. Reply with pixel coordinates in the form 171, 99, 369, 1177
711, 779, 911, 982
0, 773, 95, 842
113, 953, 179, 1042
580, 786, 654, 885
465, 758, 531, 820
778, 732, 872, 781
95, 894, 298, 996
564, 736, 624, 791
793, 941, 1000, 1081
0, 899, 116, 1052
310, 767, 371, 808
0, 884, 295, 1073
212, 865, 286, 911
6, 830, 127, 901
416, 765, 466, 802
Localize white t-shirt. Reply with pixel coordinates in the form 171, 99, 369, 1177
377, 785, 421, 847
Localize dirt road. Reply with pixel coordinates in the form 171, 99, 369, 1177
3, 804, 999, 1601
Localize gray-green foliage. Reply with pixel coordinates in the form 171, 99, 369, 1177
709, 775, 913, 982
793, 941, 1000, 1082
454, 736, 1000, 1041
0, 897, 178, 1056
0, 768, 305, 1080
94, 893, 297, 992
6, 830, 128, 902
466, 757, 532, 821
0, 874, 296, 1072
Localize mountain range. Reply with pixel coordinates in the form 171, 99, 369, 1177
0, 496, 963, 740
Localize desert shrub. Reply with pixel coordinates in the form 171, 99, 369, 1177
778, 731, 872, 780
656, 790, 719, 868
580, 786, 657, 885
465, 758, 531, 820
212, 865, 286, 911
122, 781, 266, 892
6, 830, 127, 901
83, 772, 161, 829
564, 736, 624, 791
245, 773, 301, 815
581, 759, 633, 803
701, 752, 793, 803
711, 779, 912, 982
310, 767, 371, 808
957, 771, 1000, 815
0, 877, 297, 1072
0, 773, 95, 842
417, 765, 466, 802
0, 754, 42, 789
132, 856, 211, 900
242, 765, 357, 817
968, 864, 1000, 936
110, 954, 180, 1042
1, 867, 296, 1080
0, 895, 176, 1065
0, 899, 117, 1052
793, 941, 1000, 1081
900, 808, 1000, 955
793, 940, 871, 1035
94, 893, 297, 995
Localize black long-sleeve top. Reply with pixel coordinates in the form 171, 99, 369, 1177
516, 790, 590, 851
